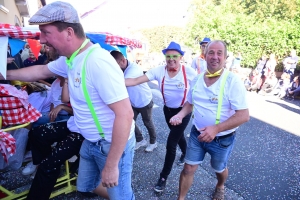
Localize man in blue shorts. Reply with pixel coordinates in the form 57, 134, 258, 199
170, 40, 249, 200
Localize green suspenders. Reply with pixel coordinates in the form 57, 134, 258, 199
192, 70, 230, 124
67, 46, 105, 139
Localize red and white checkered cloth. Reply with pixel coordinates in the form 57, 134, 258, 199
0, 23, 40, 39
0, 130, 16, 163
87, 31, 142, 48
0, 84, 41, 126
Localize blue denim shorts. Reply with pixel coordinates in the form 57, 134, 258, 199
185, 125, 236, 173
76, 136, 136, 200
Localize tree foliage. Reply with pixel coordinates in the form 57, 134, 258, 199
138, 26, 184, 53
184, 0, 300, 69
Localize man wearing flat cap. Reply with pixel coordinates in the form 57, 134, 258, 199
3, 1, 135, 200
191, 37, 211, 74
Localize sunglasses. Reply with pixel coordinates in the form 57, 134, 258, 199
201, 45, 207, 48
165, 54, 181, 60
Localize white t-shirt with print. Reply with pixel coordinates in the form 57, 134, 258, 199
146, 65, 197, 108
50, 78, 69, 115
187, 70, 248, 136
48, 44, 135, 142
124, 61, 152, 108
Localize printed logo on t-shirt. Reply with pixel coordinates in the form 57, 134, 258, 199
176, 82, 184, 89
209, 94, 218, 104
74, 72, 81, 88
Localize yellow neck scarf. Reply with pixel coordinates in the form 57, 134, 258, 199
206, 68, 223, 77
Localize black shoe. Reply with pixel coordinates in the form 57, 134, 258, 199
154, 177, 166, 192
177, 154, 185, 166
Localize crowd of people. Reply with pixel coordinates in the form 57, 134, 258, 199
1, 1, 299, 200
243, 50, 300, 100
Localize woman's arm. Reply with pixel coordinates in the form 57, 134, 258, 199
61, 78, 70, 103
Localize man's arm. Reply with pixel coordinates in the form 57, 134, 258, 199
169, 101, 193, 125
199, 109, 250, 142
125, 74, 149, 86
5, 65, 55, 82
101, 97, 134, 188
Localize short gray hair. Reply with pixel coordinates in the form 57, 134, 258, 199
204, 40, 227, 58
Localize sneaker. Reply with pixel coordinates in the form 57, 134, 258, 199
154, 177, 166, 192
145, 142, 157, 152
22, 161, 37, 176
177, 154, 185, 166
134, 139, 147, 150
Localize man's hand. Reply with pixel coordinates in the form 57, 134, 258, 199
169, 114, 183, 125
197, 125, 219, 143
101, 165, 119, 188
7, 58, 14, 64
49, 105, 63, 122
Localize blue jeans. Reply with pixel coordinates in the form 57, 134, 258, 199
77, 136, 136, 200
185, 125, 236, 173
32, 112, 70, 128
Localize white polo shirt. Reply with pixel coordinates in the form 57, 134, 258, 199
48, 44, 135, 142
124, 61, 152, 108
187, 71, 248, 136
146, 65, 197, 108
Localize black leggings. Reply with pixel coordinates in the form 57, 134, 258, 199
27, 121, 84, 200
160, 106, 191, 180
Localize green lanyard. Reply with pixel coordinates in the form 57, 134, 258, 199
65, 38, 90, 69
192, 70, 230, 124
81, 46, 105, 139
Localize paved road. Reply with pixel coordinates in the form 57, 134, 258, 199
2, 82, 300, 200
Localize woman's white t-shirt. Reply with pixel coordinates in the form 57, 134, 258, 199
146, 65, 197, 108
47, 44, 135, 142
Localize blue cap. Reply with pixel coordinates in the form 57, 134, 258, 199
199, 37, 211, 45
162, 41, 185, 55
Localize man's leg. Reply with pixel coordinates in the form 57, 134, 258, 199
208, 134, 236, 200
139, 100, 156, 144
178, 164, 198, 200
133, 107, 144, 143
216, 168, 228, 189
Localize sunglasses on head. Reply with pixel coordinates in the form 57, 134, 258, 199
165, 54, 181, 60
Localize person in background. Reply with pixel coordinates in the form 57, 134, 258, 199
169, 40, 249, 200
21, 43, 30, 62
126, 41, 197, 192
255, 54, 267, 75
283, 50, 299, 83
191, 37, 211, 74
111, 50, 157, 152
225, 52, 234, 70
230, 52, 242, 73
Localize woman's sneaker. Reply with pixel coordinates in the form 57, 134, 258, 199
154, 177, 166, 192
145, 142, 157, 152
22, 161, 37, 176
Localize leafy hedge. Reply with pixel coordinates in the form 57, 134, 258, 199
184, 0, 300, 70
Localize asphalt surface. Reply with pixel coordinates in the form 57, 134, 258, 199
1, 81, 300, 200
